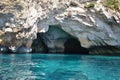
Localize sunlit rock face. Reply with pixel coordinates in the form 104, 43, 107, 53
36, 0, 120, 55
0, 0, 120, 54
0, 0, 38, 52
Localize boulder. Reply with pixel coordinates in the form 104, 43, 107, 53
16, 45, 32, 53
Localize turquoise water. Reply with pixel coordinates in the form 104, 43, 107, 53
0, 54, 120, 80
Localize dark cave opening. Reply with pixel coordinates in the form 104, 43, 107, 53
64, 38, 89, 54
31, 25, 89, 54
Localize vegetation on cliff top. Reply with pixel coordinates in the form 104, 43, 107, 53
102, 0, 120, 11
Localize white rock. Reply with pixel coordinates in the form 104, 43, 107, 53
4, 28, 13, 32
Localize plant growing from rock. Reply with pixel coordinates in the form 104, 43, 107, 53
84, 2, 95, 8
102, 0, 120, 11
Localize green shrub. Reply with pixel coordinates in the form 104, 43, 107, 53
84, 2, 95, 8
102, 0, 120, 11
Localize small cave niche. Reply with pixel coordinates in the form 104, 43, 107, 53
64, 38, 89, 54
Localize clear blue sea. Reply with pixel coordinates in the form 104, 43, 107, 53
0, 53, 120, 80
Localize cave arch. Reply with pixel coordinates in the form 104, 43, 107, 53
32, 24, 89, 54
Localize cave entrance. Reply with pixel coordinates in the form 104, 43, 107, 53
64, 38, 89, 54
32, 24, 89, 54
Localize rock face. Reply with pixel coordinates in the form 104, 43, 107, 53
0, 0, 120, 55
31, 33, 48, 53
0, 0, 38, 52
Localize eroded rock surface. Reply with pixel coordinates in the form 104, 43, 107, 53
0, 0, 120, 54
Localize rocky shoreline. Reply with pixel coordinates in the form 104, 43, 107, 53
0, 0, 120, 55
1, 42, 120, 56
0, 25, 120, 56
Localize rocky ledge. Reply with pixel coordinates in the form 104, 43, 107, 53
0, 0, 120, 55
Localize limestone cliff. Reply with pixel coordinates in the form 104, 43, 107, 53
0, 0, 120, 54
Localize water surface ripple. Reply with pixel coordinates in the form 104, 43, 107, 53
0, 54, 120, 80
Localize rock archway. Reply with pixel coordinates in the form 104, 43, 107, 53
32, 24, 89, 54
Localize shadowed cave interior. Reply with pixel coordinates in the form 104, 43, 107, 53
32, 25, 89, 54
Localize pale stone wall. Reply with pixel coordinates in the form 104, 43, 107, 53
0, 0, 120, 51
